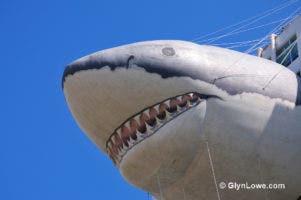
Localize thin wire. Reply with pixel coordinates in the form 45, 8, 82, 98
182, 188, 187, 200
204, 2, 298, 45
257, 158, 268, 200
197, 16, 295, 44
191, 0, 298, 42
157, 175, 164, 200
226, 41, 270, 49
206, 141, 221, 200
276, 37, 299, 59
240, 9, 298, 56
244, 7, 301, 55
262, 37, 300, 90
213, 6, 301, 83
211, 38, 261, 46
232, 17, 293, 37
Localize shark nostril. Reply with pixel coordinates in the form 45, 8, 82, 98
162, 47, 175, 56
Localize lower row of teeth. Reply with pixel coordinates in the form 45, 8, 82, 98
106, 93, 202, 165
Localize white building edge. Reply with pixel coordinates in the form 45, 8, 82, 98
258, 14, 301, 76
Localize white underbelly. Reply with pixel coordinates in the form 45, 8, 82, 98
149, 95, 301, 200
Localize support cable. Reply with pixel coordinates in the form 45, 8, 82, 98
191, 0, 298, 42
197, 15, 296, 44
212, 6, 301, 84
262, 36, 300, 90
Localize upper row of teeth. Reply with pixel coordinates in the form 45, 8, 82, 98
106, 93, 202, 165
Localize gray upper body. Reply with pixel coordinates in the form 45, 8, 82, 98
63, 40, 301, 106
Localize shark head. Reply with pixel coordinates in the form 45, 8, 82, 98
62, 40, 299, 195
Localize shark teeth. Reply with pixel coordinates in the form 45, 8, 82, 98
145, 123, 153, 133
106, 92, 204, 166
136, 131, 145, 140
164, 99, 171, 105
123, 121, 131, 131
128, 137, 136, 146
119, 147, 127, 156
153, 104, 160, 113
133, 115, 140, 125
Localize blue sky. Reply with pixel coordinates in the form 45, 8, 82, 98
1, 0, 299, 199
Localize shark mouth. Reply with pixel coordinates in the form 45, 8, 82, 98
106, 92, 211, 166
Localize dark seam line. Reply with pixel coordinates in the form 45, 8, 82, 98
62, 64, 300, 106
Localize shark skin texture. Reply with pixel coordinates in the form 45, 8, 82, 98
62, 40, 301, 200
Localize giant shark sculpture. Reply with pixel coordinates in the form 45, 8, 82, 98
62, 40, 301, 200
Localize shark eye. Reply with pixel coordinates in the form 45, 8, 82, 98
162, 47, 175, 56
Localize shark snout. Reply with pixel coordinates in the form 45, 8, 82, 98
62, 40, 205, 153
62, 39, 299, 157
